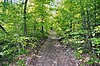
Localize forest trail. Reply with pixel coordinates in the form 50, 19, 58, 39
26, 30, 81, 66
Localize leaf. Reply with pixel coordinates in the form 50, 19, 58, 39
0, 52, 3, 55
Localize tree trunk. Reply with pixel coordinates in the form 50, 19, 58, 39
23, 0, 28, 36
0, 25, 9, 35
80, 0, 87, 30
93, 0, 97, 27
86, 3, 93, 51
4, 0, 8, 2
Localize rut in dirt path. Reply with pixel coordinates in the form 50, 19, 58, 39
26, 30, 80, 66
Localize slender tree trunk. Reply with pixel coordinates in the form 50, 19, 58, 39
86, 4, 92, 31
80, 0, 93, 51
23, 0, 28, 36
41, 17, 44, 38
86, 3, 93, 51
4, 0, 8, 2
10, 0, 12, 3
33, 20, 36, 36
80, 0, 87, 30
93, 0, 97, 27
41, 4, 44, 37
4, 0, 8, 8
69, 7, 73, 32
0, 25, 9, 35
70, 20, 72, 32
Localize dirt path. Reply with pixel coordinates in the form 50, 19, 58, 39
26, 30, 80, 66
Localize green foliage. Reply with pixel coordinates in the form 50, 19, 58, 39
0, 1, 49, 65
0, 0, 100, 65
94, 25, 100, 33
16, 58, 26, 66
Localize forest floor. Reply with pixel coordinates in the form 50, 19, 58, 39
10, 30, 90, 66
24, 30, 88, 66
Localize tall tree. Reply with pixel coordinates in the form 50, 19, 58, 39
23, 0, 28, 36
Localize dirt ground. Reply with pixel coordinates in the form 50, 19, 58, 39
9, 31, 95, 66
25, 31, 82, 66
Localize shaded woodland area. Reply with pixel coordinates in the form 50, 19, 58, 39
0, 0, 100, 66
